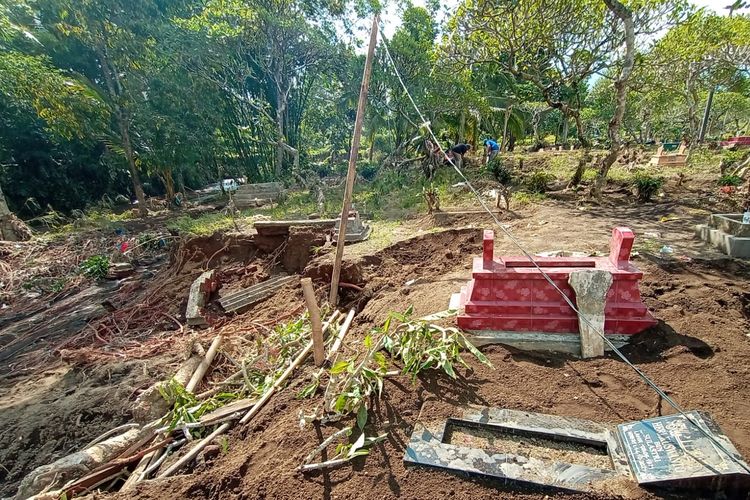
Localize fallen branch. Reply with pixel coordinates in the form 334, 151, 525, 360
157, 314, 340, 478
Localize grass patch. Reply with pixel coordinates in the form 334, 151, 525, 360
512, 191, 547, 206
167, 212, 240, 236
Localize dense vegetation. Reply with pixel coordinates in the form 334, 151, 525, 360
1, 0, 748, 220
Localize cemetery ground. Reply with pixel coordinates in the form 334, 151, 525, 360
1, 148, 749, 499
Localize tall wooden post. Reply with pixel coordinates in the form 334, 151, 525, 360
329, 14, 379, 306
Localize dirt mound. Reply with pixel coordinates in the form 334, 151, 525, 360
126, 252, 750, 500
0, 359, 168, 497
282, 228, 327, 273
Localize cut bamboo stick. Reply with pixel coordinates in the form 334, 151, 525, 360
329, 14, 379, 306
186, 334, 222, 393
301, 278, 324, 367
157, 314, 339, 478
327, 309, 355, 362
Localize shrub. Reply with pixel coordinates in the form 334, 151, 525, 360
525, 170, 553, 193
718, 174, 743, 187
486, 157, 513, 185
359, 161, 379, 181
80, 255, 110, 280
633, 173, 664, 202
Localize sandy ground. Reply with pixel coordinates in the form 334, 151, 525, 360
1, 184, 749, 499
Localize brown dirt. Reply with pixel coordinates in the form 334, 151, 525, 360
118, 219, 750, 500
4, 191, 750, 499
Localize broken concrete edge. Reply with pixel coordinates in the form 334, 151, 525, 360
568, 270, 613, 358
404, 405, 630, 494
185, 270, 219, 326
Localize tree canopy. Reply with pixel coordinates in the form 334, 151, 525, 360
1, 0, 748, 217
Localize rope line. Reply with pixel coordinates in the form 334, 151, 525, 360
378, 26, 750, 474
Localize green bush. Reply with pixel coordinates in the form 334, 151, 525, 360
524, 170, 553, 193
359, 161, 379, 181
633, 173, 664, 202
486, 157, 513, 185
718, 174, 743, 187
80, 255, 110, 280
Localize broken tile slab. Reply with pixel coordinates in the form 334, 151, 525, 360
404, 405, 630, 494
618, 412, 750, 492
218, 275, 297, 313
186, 270, 219, 326
405, 404, 750, 496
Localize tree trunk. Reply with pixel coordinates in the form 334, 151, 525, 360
0, 183, 31, 241
368, 131, 375, 163
591, 0, 635, 199
573, 111, 588, 147
275, 90, 285, 177
458, 111, 466, 143
500, 107, 511, 152
118, 112, 147, 216
698, 86, 715, 143
561, 112, 569, 146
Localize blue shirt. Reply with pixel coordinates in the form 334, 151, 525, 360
485, 139, 499, 151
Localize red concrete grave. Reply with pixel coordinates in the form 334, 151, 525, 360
456, 227, 657, 335
720, 136, 750, 149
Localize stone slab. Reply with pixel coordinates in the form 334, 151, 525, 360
619, 412, 750, 492
695, 224, 750, 259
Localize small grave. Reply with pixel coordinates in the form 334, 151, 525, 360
649, 142, 687, 167
451, 227, 657, 353
254, 210, 371, 243
405, 404, 750, 495
234, 182, 284, 208
695, 213, 750, 259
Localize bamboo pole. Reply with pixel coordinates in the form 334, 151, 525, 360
300, 278, 324, 366
158, 314, 339, 478
327, 309, 355, 362
329, 14, 379, 306
186, 334, 222, 393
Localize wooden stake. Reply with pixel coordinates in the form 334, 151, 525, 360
329, 14, 379, 306
186, 335, 222, 393
301, 278, 324, 366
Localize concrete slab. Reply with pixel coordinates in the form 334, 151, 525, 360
695, 223, 750, 259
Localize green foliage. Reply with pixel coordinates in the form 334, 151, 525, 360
380, 308, 492, 381
158, 378, 240, 434
524, 171, 553, 193
486, 156, 513, 185
718, 174, 743, 187
79, 255, 109, 280
633, 172, 664, 202
167, 213, 238, 236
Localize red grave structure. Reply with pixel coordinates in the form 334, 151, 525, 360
455, 227, 657, 336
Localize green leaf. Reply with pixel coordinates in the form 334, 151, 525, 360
356, 404, 368, 429
349, 431, 366, 456
330, 360, 351, 375
364, 334, 373, 349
